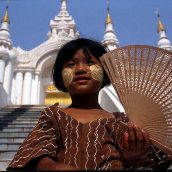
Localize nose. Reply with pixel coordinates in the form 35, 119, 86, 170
75, 63, 88, 75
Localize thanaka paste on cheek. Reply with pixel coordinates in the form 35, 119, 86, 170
90, 64, 103, 82
62, 68, 74, 87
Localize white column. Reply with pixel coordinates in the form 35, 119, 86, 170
3, 60, 12, 95
11, 75, 16, 104
31, 73, 40, 104
15, 71, 23, 105
37, 75, 41, 103
38, 78, 44, 104
0, 59, 5, 85
22, 71, 33, 104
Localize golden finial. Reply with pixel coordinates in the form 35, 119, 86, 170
106, 0, 112, 25
156, 9, 166, 33
2, 5, 10, 24
47, 85, 58, 92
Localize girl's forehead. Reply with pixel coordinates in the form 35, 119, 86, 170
71, 49, 96, 60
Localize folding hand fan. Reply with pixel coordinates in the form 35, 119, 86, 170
100, 45, 172, 155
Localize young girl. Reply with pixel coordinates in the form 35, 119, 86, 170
7, 38, 172, 170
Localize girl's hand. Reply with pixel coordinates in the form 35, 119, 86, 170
120, 123, 151, 168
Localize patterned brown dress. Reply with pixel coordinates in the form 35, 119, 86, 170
7, 105, 171, 170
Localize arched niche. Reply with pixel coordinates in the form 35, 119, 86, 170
35, 50, 71, 106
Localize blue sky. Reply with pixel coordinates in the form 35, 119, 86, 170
0, 0, 172, 50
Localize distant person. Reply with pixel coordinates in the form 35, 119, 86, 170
7, 38, 172, 170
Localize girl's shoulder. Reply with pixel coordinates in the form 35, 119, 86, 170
42, 104, 64, 117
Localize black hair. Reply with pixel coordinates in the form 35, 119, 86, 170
52, 38, 110, 92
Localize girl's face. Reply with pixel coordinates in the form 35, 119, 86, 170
62, 49, 104, 95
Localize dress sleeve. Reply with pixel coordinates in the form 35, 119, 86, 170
7, 107, 62, 170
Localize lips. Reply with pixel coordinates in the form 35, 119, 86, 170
74, 76, 90, 82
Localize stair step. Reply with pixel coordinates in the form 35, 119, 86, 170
0, 159, 11, 171
0, 114, 40, 118
0, 138, 24, 143
2, 127, 34, 132
4, 105, 46, 108
0, 108, 43, 111
0, 150, 17, 160
0, 143, 20, 151
6, 124, 36, 127
15, 118, 39, 121
0, 109, 42, 114
0, 105, 46, 171
11, 121, 37, 124
0, 112, 40, 114
0, 110, 42, 113
0, 132, 29, 137
0, 124, 36, 130
2, 128, 33, 132
11, 119, 38, 122
0, 118, 39, 121
0, 121, 37, 126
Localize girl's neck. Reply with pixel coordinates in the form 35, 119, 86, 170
69, 92, 101, 109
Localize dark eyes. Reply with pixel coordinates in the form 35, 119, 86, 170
64, 60, 95, 67
65, 62, 75, 67
86, 60, 95, 65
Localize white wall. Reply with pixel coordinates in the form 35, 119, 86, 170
99, 85, 125, 113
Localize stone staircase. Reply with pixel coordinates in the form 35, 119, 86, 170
0, 105, 46, 171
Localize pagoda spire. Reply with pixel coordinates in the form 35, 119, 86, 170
102, 0, 119, 51
0, 1, 16, 98
47, 0, 79, 39
106, 1, 112, 25
0, 3, 12, 48
156, 10, 172, 51
157, 11, 165, 33
61, 0, 67, 11
1, 5, 10, 24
